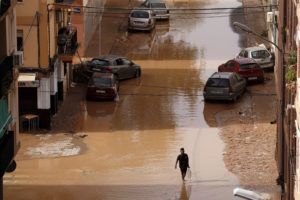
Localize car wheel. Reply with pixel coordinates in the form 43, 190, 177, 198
232, 95, 237, 103
136, 69, 141, 77
259, 76, 264, 84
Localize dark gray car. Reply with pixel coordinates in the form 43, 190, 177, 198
86, 56, 141, 80
203, 72, 246, 102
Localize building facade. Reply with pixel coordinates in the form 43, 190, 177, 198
16, 0, 78, 129
0, 0, 20, 199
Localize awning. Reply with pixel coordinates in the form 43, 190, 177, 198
0, 98, 12, 138
18, 73, 39, 87
18, 73, 36, 82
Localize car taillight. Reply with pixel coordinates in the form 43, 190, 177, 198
229, 87, 233, 93
148, 19, 152, 24
106, 67, 112, 71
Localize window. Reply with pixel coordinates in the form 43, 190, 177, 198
17, 30, 23, 51
225, 61, 235, 68
92, 77, 112, 87
17, 0, 23, 2
131, 11, 149, 18
244, 51, 248, 58
251, 50, 270, 59
121, 58, 132, 65
206, 78, 230, 88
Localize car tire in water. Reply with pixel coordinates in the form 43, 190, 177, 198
259, 76, 264, 84
136, 69, 141, 77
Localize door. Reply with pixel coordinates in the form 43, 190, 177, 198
115, 58, 128, 79
121, 58, 136, 78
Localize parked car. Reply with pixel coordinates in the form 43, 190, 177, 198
86, 55, 141, 80
218, 58, 264, 83
236, 46, 274, 70
141, 0, 170, 20
203, 72, 246, 102
128, 9, 156, 32
86, 73, 119, 100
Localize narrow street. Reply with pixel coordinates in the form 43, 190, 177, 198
4, 0, 280, 199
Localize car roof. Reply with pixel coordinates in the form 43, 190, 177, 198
234, 58, 256, 64
244, 46, 268, 51
131, 9, 151, 13
92, 55, 123, 61
92, 72, 114, 78
210, 72, 233, 79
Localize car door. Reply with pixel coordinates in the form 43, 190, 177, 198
114, 58, 128, 80
121, 58, 136, 78
235, 74, 246, 93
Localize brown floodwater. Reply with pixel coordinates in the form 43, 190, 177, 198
4, 0, 250, 199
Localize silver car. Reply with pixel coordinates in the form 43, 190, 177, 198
86, 55, 141, 80
236, 46, 274, 70
141, 0, 170, 20
128, 9, 156, 32
203, 72, 246, 102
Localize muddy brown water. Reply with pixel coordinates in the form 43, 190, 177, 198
4, 0, 261, 199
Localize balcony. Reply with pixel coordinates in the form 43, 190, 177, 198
0, 56, 13, 98
0, 0, 11, 17
57, 26, 78, 63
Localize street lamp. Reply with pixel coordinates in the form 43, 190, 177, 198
233, 22, 283, 53
233, 21, 286, 197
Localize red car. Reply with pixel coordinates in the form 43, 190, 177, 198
86, 73, 119, 100
218, 58, 264, 83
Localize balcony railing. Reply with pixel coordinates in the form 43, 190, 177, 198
0, 56, 13, 98
0, 0, 11, 17
57, 26, 78, 56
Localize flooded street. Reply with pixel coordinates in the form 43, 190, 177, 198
4, 0, 280, 199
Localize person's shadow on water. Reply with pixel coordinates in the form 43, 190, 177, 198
179, 183, 191, 200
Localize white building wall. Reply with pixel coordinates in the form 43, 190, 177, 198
50, 61, 58, 95
37, 78, 50, 110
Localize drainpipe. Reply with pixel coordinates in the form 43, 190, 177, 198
47, 4, 51, 67
37, 12, 40, 68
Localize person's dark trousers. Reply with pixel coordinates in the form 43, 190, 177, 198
0, 177, 3, 200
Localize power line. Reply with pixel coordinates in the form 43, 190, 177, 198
49, 3, 278, 11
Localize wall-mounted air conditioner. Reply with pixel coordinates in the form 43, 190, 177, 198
13, 51, 23, 66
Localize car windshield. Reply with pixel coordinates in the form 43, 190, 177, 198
92, 77, 112, 87
151, 3, 166, 8
91, 59, 109, 66
251, 50, 270, 59
206, 78, 230, 88
240, 63, 259, 69
131, 11, 149, 18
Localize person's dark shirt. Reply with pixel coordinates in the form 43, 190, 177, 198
177, 153, 189, 168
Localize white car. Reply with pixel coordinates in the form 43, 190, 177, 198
141, 0, 170, 20
128, 9, 156, 32
236, 46, 274, 70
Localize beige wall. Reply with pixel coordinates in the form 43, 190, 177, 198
17, 26, 39, 68
16, 0, 59, 69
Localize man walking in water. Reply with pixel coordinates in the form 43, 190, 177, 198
175, 148, 190, 181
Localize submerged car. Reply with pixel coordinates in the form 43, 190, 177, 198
204, 72, 246, 102
141, 0, 170, 20
86, 73, 119, 100
86, 55, 141, 80
128, 9, 156, 32
218, 58, 264, 83
236, 46, 274, 70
